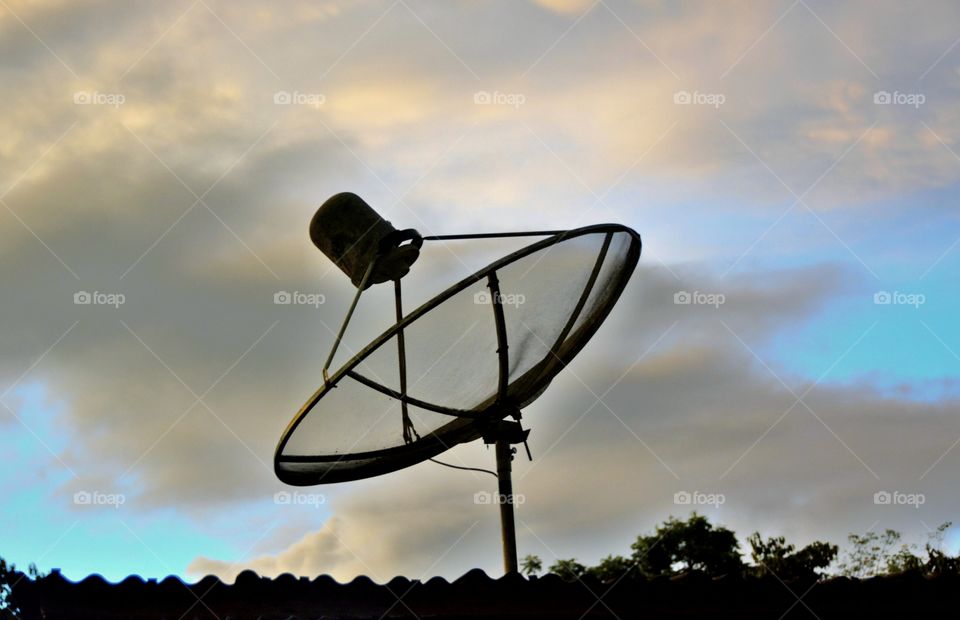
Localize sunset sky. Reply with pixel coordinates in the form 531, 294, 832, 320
2, 0, 959, 582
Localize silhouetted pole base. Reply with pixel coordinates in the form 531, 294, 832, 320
484, 418, 530, 575
496, 438, 518, 574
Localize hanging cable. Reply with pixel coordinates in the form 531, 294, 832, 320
429, 458, 498, 478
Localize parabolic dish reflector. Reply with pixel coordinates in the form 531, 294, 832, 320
275, 224, 641, 485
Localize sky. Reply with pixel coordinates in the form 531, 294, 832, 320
1, 0, 960, 583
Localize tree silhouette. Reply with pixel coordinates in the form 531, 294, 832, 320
747, 533, 837, 580
859, 522, 958, 577
586, 555, 633, 584
1, 555, 40, 620
839, 529, 903, 578
536, 515, 959, 582
631, 513, 744, 577
548, 559, 586, 582
520, 554, 542, 577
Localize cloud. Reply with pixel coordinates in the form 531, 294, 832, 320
188, 476, 487, 582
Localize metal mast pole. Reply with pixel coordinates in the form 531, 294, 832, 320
495, 438, 518, 574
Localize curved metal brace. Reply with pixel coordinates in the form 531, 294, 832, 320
487, 272, 510, 404
345, 370, 485, 419
546, 231, 613, 359
394, 279, 420, 444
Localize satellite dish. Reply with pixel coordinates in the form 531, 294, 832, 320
275, 193, 641, 573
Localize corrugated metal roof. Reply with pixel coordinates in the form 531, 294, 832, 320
8, 568, 960, 619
